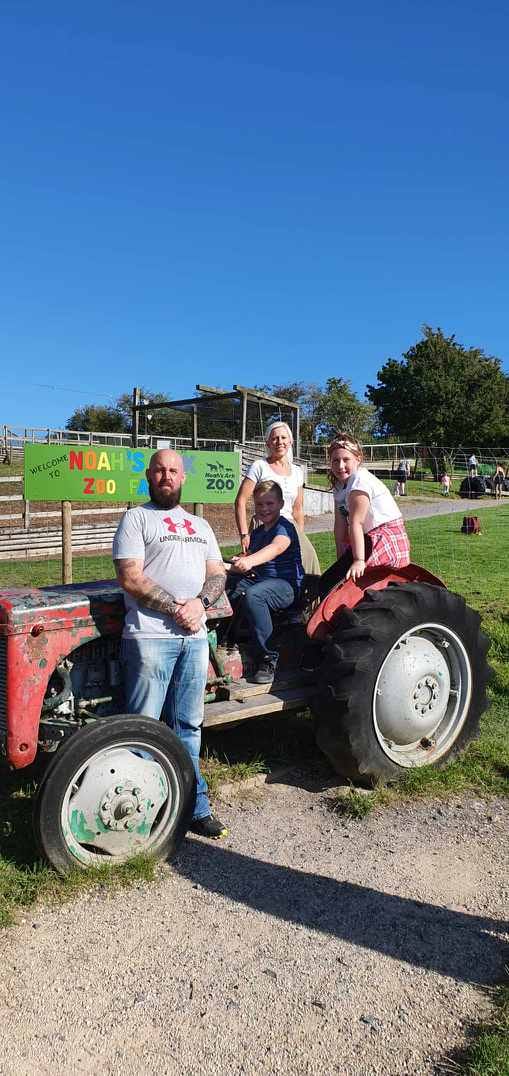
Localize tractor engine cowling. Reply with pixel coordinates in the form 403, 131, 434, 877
0, 582, 125, 768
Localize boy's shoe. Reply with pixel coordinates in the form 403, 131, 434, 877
190, 814, 229, 840
252, 657, 278, 684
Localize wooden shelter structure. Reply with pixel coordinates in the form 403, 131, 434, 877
131, 384, 300, 454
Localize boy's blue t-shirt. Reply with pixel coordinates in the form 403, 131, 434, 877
248, 517, 304, 590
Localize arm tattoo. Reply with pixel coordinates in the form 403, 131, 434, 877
114, 560, 179, 616
199, 573, 226, 605
142, 584, 179, 617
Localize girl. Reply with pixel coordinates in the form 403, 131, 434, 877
493, 464, 505, 502
327, 433, 410, 586
235, 419, 320, 574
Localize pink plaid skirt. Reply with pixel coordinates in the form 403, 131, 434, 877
365, 518, 410, 569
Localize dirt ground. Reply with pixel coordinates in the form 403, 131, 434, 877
0, 770, 507, 1076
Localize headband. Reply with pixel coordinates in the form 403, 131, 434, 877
329, 438, 361, 455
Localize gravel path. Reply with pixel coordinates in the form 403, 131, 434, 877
1, 774, 507, 1076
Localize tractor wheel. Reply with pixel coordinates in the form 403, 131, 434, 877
312, 583, 490, 781
33, 716, 196, 873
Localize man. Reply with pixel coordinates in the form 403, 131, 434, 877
113, 449, 228, 839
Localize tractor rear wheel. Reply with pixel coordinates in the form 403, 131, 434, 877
33, 716, 196, 872
312, 583, 490, 781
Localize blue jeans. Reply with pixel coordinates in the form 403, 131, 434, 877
120, 636, 210, 821
227, 576, 296, 660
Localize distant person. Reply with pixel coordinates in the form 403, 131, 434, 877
493, 464, 505, 502
394, 457, 411, 497
235, 419, 320, 575
440, 472, 451, 496
321, 434, 410, 593
228, 480, 304, 684
468, 453, 478, 477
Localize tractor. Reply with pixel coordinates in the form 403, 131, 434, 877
0, 561, 490, 872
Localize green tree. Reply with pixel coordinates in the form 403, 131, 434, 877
67, 391, 191, 438
66, 405, 126, 432
367, 326, 509, 444
114, 391, 191, 438
256, 381, 333, 442
270, 381, 325, 442
313, 378, 375, 441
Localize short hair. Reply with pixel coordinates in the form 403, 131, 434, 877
264, 420, 293, 446
253, 479, 284, 502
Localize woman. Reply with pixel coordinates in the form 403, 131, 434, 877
234, 420, 321, 575
322, 433, 410, 592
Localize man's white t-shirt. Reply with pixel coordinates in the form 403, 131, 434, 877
112, 504, 223, 639
333, 467, 402, 534
246, 459, 304, 521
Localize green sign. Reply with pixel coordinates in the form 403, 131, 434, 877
24, 444, 240, 504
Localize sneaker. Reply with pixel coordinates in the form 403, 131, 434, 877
190, 814, 229, 839
252, 657, 278, 684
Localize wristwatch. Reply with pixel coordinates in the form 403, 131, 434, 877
201, 595, 212, 610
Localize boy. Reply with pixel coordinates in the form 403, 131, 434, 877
228, 480, 304, 684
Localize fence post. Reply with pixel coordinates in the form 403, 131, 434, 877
2, 425, 10, 464
192, 404, 204, 517
62, 501, 73, 584
22, 498, 30, 531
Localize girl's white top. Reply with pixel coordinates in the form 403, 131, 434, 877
333, 467, 402, 533
246, 459, 304, 521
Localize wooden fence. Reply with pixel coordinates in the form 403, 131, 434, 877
0, 475, 125, 561
0, 452, 307, 561
0, 523, 119, 561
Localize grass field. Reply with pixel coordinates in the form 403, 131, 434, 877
0, 458, 25, 478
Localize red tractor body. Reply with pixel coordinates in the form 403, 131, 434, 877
0, 565, 490, 872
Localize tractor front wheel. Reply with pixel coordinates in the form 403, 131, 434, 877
33, 716, 196, 872
312, 583, 490, 781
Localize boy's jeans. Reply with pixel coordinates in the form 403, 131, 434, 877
228, 576, 296, 660
120, 635, 210, 821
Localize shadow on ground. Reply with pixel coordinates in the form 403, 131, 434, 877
174, 839, 508, 988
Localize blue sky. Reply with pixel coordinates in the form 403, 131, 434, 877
1, 1, 508, 428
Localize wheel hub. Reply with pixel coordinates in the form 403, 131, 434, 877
375, 635, 450, 745
413, 675, 440, 710
66, 747, 170, 854
99, 782, 144, 831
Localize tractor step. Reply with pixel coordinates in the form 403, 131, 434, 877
224, 671, 303, 702
203, 684, 314, 729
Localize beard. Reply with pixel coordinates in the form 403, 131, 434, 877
148, 479, 182, 510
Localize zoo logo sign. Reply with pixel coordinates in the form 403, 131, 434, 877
204, 459, 236, 493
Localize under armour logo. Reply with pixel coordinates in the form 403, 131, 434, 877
163, 517, 196, 536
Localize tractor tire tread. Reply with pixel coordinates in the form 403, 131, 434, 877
312, 584, 491, 782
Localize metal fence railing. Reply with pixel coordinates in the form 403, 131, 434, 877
1, 424, 237, 457
3, 425, 508, 476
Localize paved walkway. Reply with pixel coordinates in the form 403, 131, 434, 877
305, 495, 505, 533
